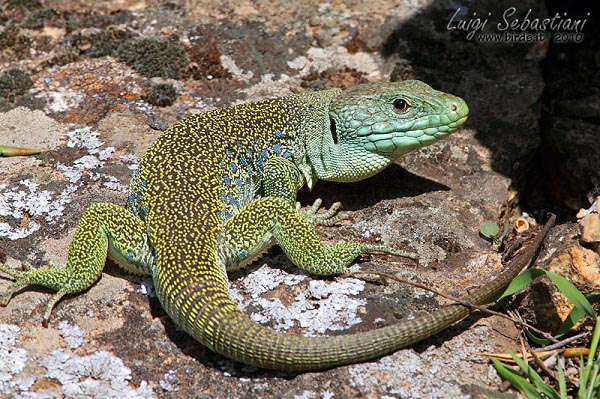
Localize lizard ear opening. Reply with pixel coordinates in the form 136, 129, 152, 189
330, 118, 338, 144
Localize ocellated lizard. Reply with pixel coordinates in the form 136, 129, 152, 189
0, 80, 553, 371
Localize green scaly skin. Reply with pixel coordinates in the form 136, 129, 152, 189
0, 80, 548, 371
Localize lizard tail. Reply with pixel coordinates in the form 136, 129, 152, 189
160, 215, 554, 372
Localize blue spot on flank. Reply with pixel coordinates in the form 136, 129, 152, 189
223, 175, 231, 185
227, 195, 237, 205
139, 180, 147, 190
261, 149, 268, 159
247, 169, 253, 176
283, 151, 292, 159
127, 252, 134, 260
235, 178, 243, 186
257, 139, 263, 146
273, 143, 281, 154
141, 207, 149, 216
275, 130, 282, 138
237, 142, 243, 148
246, 149, 253, 157
225, 148, 233, 157
216, 210, 222, 218
218, 193, 226, 201
230, 162, 237, 172
127, 194, 135, 204
239, 156, 247, 166
240, 249, 248, 258
225, 211, 232, 219
132, 167, 140, 176
257, 157, 264, 168
220, 161, 226, 168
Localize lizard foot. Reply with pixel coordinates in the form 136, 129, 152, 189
297, 198, 344, 226
0, 262, 71, 327
0, 261, 31, 280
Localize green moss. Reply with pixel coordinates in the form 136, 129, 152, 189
0, 68, 33, 102
84, 27, 134, 58
115, 36, 188, 79
142, 83, 178, 107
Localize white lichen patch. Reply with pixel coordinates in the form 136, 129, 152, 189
0, 179, 63, 239
220, 55, 254, 82
44, 349, 155, 399
0, 322, 155, 398
39, 87, 85, 114
0, 127, 138, 239
0, 324, 28, 394
235, 44, 386, 102
289, 46, 383, 80
57, 320, 85, 349
230, 264, 367, 336
240, 73, 302, 101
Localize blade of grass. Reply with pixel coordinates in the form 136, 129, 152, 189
509, 350, 561, 399
557, 357, 566, 399
546, 272, 596, 320
492, 358, 543, 399
497, 269, 547, 299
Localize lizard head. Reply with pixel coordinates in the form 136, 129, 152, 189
308, 80, 468, 184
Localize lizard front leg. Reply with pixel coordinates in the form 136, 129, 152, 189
260, 157, 416, 261
217, 196, 364, 275
263, 157, 343, 226
0, 202, 153, 326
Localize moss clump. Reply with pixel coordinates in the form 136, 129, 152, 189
84, 27, 135, 58
116, 36, 188, 79
0, 68, 33, 101
142, 83, 178, 107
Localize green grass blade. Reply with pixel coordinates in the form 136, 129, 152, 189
556, 357, 566, 399
524, 329, 553, 346
581, 320, 600, 395
546, 272, 596, 320
554, 305, 586, 338
492, 358, 543, 399
509, 351, 561, 399
496, 269, 547, 300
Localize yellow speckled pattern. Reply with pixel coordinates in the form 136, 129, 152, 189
0, 81, 552, 371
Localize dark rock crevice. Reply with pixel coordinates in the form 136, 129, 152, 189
522, 0, 600, 219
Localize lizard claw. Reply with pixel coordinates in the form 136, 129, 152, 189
0, 261, 69, 326
0, 262, 28, 280
299, 198, 344, 226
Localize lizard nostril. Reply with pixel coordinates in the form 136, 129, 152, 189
450, 103, 458, 112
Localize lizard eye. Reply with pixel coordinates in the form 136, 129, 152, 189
393, 98, 409, 113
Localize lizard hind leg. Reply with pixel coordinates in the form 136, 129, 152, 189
217, 196, 365, 276
0, 202, 152, 326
